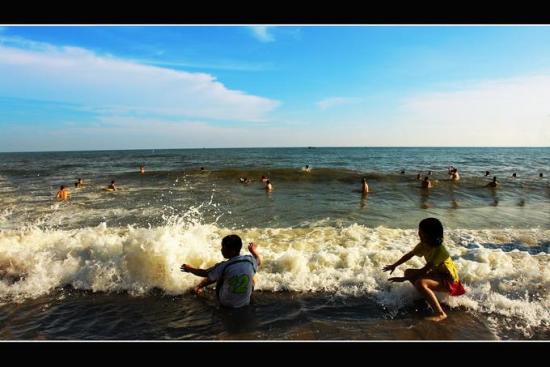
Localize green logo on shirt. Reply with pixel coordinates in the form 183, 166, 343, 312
228, 274, 249, 294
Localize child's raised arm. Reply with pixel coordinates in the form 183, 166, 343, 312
248, 242, 262, 267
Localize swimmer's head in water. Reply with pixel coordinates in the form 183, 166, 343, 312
512, 173, 517, 177
540, 173, 544, 178
419, 217, 444, 247
485, 171, 490, 176
493, 176, 497, 182
221, 234, 242, 258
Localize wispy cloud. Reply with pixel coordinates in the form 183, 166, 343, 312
32, 117, 258, 150
0, 37, 280, 122
136, 58, 273, 72
249, 26, 275, 43
317, 97, 362, 110
393, 73, 550, 146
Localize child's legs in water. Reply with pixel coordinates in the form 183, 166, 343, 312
405, 269, 449, 320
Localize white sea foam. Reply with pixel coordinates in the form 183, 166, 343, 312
0, 219, 548, 336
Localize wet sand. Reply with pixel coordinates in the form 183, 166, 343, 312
2, 289, 538, 340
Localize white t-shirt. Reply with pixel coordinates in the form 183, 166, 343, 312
207, 255, 258, 308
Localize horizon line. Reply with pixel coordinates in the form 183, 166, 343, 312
1, 146, 549, 154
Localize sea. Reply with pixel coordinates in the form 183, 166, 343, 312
0, 147, 548, 340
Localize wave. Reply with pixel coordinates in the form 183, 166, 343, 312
0, 219, 547, 337
98, 167, 550, 187
3, 165, 549, 193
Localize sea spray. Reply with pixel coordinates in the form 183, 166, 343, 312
1, 219, 547, 336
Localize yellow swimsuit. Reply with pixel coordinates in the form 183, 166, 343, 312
412, 242, 460, 282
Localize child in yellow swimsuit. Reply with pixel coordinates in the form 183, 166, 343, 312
383, 217, 465, 321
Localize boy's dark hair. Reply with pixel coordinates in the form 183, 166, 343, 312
419, 217, 444, 247
221, 234, 242, 253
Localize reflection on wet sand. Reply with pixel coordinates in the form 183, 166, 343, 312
420, 188, 433, 209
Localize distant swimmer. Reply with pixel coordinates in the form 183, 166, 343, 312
239, 177, 251, 184
361, 177, 369, 194
140, 164, 145, 175
512, 173, 517, 178
265, 180, 273, 192
107, 180, 117, 191
260, 175, 268, 184
450, 168, 460, 182
416, 173, 422, 180
486, 176, 499, 188
74, 178, 84, 188
56, 185, 70, 200
448, 166, 455, 175
485, 171, 490, 177
400, 169, 405, 174
421, 176, 433, 189
427, 170, 433, 176
540, 173, 544, 178
200, 167, 205, 172
303, 164, 312, 172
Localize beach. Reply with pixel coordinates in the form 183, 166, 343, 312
0, 147, 548, 340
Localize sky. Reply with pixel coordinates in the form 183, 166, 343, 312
0, 25, 549, 151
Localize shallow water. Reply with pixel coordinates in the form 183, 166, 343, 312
0, 290, 517, 340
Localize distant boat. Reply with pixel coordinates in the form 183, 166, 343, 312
307, 146, 316, 149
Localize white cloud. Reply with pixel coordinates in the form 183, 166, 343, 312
0, 38, 279, 122
136, 58, 273, 72
249, 26, 275, 43
395, 74, 550, 146
317, 97, 362, 110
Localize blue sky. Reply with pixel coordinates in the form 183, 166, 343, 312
0, 25, 549, 151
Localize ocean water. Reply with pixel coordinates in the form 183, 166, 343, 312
0, 147, 548, 340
